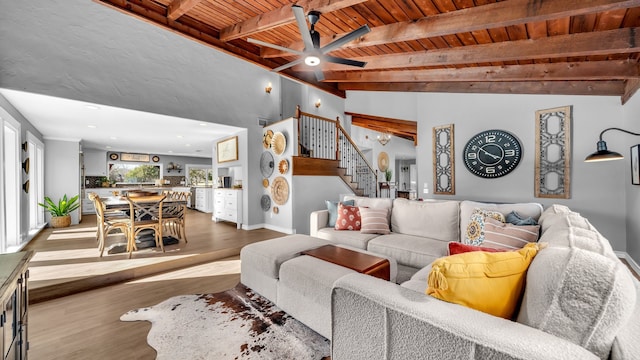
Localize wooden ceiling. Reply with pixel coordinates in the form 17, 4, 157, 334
96, 0, 640, 103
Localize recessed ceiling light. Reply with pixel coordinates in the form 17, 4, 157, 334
106, 146, 112, 149
199, 123, 207, 126
168, 150, 173, 153
185, 144, 191, 147
87, 125, 97, 128
110, 136, 117, 140
176, 135, 183, 138
85, 105, 100, 110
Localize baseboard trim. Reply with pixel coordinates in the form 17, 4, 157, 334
263, 224, 295, 234
615, 251, 640, 277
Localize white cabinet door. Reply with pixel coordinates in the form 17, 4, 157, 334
195, 188, 212, 213
83, 149, 107, 176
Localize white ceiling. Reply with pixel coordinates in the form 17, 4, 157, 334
0, 88, 242, 158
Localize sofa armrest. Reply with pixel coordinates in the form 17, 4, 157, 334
331, 273, 599, 360
310, 209, 329, 237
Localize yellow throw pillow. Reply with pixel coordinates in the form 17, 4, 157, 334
426, 243, 544, 319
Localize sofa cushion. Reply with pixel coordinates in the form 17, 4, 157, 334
335, 203, 361, 230
427, 243, 542, 320
517, 208, 637, 359
359, 207, 390, 235
391, 199, 460, 241
325, 199, 354, 227
315, 227, 378, 249
459, 201, 543, 243
343, 195, 393, 211
368, 233, 449, 269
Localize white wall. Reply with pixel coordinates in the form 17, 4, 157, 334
44, 139, 81, 225
347, 91, 628, 253
623, 93, 640, 263
293, 176, 355, 235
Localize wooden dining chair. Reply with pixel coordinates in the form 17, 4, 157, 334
89, 193, 131, 257
125, 194, 166, 258
162, 191, 190, 243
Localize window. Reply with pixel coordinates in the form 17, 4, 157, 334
27, 132, 45, 231
187, 165, 213, 186
1, 113, 21, 253
108, 162, 162, 184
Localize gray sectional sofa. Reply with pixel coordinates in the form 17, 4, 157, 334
311, 196, 544, 283
242, 198, 639, 359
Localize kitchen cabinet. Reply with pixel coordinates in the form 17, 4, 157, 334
213, 189, 242, 229
0, 251, 32, 360
195, 188, 213, 213
83, 149, 107, 176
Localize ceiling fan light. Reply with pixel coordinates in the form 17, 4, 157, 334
305, 56, 320, 66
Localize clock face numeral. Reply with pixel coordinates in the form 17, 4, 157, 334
463, 130, 522, 178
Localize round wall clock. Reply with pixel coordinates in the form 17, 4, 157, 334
463, 129, 522, 178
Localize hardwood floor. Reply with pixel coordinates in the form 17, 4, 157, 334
25, 209, 286, 359
25, 209, 284, 302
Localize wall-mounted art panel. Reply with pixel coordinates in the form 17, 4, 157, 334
432, 124, 455, 195
535, 106, 572, 198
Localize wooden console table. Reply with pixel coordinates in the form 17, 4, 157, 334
0, 251, 32, 360
301, 245, 390, 281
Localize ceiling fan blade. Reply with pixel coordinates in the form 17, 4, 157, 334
247, 38, 304, 56
314, 69, 325, 82
271, 57, 305, 73
292, 5, 315, 51
321, 24, 371, 54
324, 55, 367, 68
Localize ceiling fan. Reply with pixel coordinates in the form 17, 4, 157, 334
247, 5, 371, 81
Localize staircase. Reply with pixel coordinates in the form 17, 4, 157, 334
292, 107, 378, 197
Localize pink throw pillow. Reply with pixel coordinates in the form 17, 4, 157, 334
448, 242, 506, 255
335, 203, 361, 230
360, 207, 390, 235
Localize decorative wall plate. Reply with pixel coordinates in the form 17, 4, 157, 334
278, 159, 289, 174
263, 130, 274, 149
262, 178, 269, 188
260, 195, 271, 211
152, 155, 160, 162
271, 132, 286, 155
110, 153, 119, 160
273, 206, 279, 214
260, 151, 275, 178
377, 152, 389, 171
270, 176, 289, 205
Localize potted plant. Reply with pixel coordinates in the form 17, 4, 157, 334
38, 194, 80, 228
385, 168, 393, 183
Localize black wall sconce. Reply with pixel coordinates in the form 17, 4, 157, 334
585, 127, 640, 162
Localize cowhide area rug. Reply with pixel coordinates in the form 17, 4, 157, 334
120, 284, 330, 360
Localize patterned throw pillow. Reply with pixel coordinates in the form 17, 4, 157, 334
325, 200, 355, 227
335, 203, 361, 231
482, 217, 540, 250
465, 209, 506, 245
360, 207, 390, 235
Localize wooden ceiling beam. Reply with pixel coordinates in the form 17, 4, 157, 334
167, 0, 202, 21
219, 0, 368, 42
323, 61, 640, 83
347, 112, 418, 145
622, 78, 640, 104
262, 0, 640, 57
299, 27, 640, 71
338, 81, 626, 96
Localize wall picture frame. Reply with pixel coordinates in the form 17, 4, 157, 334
217, 136, 238, 163
631, 145, 640, 185
432, 124, 455, 195
534, 105, 572, 198
120, 153, 149, 162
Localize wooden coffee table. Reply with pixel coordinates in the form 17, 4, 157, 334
301, 245, 390, 281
